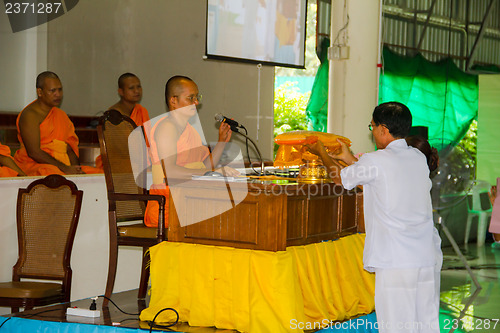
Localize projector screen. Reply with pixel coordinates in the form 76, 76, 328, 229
206, 0, 307, 68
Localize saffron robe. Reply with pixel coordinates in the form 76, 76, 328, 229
14, 103, 100, 176
95, 104, 150, 170
144, 122, 209, 228
0, 143, 19, 177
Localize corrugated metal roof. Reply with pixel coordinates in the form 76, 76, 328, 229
383, 0, 500, 72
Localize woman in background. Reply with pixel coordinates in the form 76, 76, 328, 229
406, 135, 439, 173
488, 179, 500, 248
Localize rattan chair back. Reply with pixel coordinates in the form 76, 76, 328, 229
0, 174, 83, 312
98, 110, 147, 221
15, 176, 82, 281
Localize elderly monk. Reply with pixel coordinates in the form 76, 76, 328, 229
144, 75, 238, 227
95, 73, 150, 170
14, 71, 100, 176
0, 142, 26, 177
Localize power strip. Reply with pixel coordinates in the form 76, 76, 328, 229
66, 307, 101, 318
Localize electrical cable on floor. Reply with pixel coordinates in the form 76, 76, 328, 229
97, 295, 179, 331
147, 307, 179, 332
15, 307, 63, 319
0, 317, 11, 330
98, 295, 140, 316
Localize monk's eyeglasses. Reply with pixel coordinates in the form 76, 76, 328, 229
175, 94, 202, 103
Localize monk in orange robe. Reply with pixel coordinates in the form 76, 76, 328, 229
0, 142, 26, 177
95, 73, 150, 170
14, 71, 101, 176
144, 76, 237, 227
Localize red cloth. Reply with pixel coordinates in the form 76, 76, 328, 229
0, 143, 19, 177
144, 122, 209, 228
95, 104, 150, 170
14, 101, 100, 176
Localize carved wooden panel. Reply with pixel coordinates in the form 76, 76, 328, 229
340, 193, 357, 235
286, 198, 305, 241
168, 182, 363, 251
307, 196, 339, 237
184, 199, 259, 244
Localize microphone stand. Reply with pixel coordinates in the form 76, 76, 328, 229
232, 126, 265, 175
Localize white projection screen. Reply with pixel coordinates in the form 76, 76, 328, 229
206, 0, 307, 68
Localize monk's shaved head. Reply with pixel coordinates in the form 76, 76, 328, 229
36, 71, 60, 89
165, 75, 194, 109
118, 73, 138, 89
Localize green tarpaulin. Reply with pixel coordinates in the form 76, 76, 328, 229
306, 46, 479, 149
305, 38, 330, 132
380, 47, 478, 148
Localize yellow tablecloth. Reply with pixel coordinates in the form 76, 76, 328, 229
140, 233, 375, 332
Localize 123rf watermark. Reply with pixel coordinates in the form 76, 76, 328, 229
3, 0, 79, 32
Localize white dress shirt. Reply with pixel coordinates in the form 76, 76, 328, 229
341, 139, 436, 272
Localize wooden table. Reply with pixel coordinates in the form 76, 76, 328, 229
167, 179, 364, 251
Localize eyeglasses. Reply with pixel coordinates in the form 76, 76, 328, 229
368, 123, 373, 131
174, 94, 202, 103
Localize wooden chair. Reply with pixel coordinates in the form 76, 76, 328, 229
97, 109, 166, 307
0, 174, 83, 313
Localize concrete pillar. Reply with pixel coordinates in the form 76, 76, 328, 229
327, 0, 382, 154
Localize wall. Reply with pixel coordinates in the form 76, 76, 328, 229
0, 14, 47, 110
328, 0, 381, 154
477, 75, 500, 185
0, 0, 275, 160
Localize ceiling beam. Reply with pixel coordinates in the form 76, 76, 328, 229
466, 0, 496, 71
416, 0, 437, 51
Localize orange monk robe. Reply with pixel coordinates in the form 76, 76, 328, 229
14, 103, 101, 176
144, 122, 209, 228
95, 104, 150, 170
0, 142, 19, 177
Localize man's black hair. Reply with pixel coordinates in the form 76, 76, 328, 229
372, 102, 412, 138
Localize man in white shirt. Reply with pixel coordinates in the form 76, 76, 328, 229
308, 102, 441, 333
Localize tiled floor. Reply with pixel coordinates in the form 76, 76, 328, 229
440, 240, 500, 332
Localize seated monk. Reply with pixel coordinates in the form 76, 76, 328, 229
14, 71, 101, 176
0, 142, 26, 177
95, 73, 150, 170
144, 75, 238, 227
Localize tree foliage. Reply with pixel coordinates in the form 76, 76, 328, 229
273, 82, 310, 155
458, 119, 477, 179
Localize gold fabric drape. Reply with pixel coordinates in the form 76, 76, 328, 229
140, 234, 375, 332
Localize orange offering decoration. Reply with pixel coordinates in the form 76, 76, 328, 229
274, 130, 351, 168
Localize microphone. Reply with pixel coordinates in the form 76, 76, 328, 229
214, 113, 264, 175
214, 113, 243, 130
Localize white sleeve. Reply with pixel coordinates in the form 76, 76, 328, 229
341, 154, 378, 190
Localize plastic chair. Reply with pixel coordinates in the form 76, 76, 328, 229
0, 175, 83, 313
97, 110, 166, 307
465, 180, 493, 246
